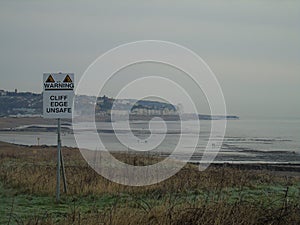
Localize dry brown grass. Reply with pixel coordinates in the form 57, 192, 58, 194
1, 141, 300, 225
0, 142, 291, 196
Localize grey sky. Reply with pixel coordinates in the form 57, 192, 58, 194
0, 1, 299, 118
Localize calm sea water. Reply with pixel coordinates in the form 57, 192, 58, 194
0, 118, 299, 163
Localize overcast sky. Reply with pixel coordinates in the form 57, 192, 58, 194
0, 1, 299, 118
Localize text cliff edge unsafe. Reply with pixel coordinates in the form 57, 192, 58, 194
43, 73, 74, 119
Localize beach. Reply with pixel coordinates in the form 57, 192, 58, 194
0, 117, 299, 164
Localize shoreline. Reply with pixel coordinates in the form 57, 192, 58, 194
1, 140, 299, 175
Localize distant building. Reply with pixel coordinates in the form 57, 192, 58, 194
0, 90, 7, 96
110, 109, 129, 116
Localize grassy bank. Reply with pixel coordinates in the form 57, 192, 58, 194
0, 141, 299, 224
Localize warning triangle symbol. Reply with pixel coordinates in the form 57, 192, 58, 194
63, 75, 73, 83
46, 75, 55, 83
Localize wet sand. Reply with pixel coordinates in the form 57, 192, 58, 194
0, 117, 63, 129
0, 117, 299, 174
1, 140, 299, 178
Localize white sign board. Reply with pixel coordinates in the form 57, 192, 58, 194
43, 73, 74, 118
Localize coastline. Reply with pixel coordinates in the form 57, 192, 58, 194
0, 117, 299, 168
1, 140, 299, 176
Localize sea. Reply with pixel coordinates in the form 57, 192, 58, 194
0, 118, 299, 164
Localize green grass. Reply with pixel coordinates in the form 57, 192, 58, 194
1, 142, 300, 224
1, 180, 300, 225
0, 182, 123, 224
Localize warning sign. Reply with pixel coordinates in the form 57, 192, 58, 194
63, 75, 73, 83
43, 73, 74, 118
46, 75, 55, 83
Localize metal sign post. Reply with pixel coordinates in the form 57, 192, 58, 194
60, 139, 68, 194
56, 118, 61, 202
43, 73, 74, 203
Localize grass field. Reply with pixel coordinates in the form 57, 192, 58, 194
0, 141, 300, 225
